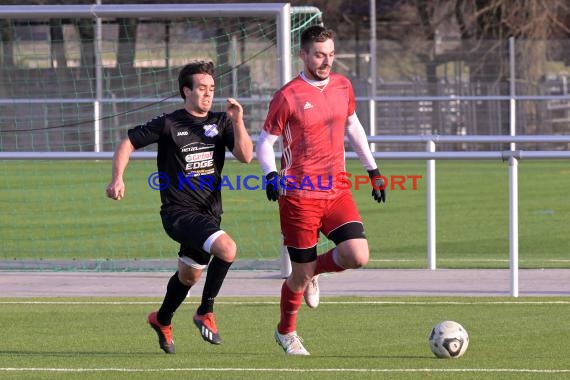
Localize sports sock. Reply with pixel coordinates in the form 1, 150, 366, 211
277, 281, 303, 334
157, 271, 191, 326
196, 256, 233, 315
314, 248, 345, 275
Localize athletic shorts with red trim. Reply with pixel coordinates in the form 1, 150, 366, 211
278, 191, 362, 249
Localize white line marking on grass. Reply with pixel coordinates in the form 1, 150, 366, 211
368, 259, 419, 262
0, 301, 160, 305
1, 300, 570, 306
1, 368, 569, 374
369, 258, 570, 263
319, 301, 570, 305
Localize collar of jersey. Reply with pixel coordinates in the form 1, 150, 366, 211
300, 71, 330, 89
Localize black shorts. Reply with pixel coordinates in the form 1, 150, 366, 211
160, 208, 221, 266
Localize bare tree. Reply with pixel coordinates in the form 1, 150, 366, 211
454, 0, 570, 135
116, 18, 138, 71
384, 0, 570, 135
453, 0, 568, 84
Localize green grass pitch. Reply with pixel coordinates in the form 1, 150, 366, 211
1, 159, 568, 269
1, 159, 569, 379
1, 296, 569, 379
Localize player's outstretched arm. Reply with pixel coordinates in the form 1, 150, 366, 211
106, 138, 135, 201
345, 113, 387, 203
226, 98, 253, 164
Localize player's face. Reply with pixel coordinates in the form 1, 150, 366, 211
301, 39, 335, 81
184, 73, 215, 117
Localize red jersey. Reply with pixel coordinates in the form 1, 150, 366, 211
263, 73, 356, 199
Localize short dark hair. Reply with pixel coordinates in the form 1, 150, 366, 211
300, 25, 335, 52
178, 60, 215, 99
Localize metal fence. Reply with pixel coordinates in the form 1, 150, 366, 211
2, 6, 570, 152
1, 4, 570, 297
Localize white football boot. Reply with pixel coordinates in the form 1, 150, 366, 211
274, 330, 310, 356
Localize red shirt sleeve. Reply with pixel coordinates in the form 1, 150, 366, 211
263, 90, 290, 137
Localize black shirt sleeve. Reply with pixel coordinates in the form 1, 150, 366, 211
127, 114, 166, 149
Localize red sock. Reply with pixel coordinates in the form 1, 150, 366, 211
277, 281, 303, 334
315, 248, 345, 275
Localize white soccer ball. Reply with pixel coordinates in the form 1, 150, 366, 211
428, 320, 469, 358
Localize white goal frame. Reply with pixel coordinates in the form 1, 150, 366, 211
0, 3, 322, 151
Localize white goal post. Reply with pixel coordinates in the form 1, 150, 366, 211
0, 3, 322, 150
0, 3, 324, 279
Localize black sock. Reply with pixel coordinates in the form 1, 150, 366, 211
157, 271, 191, 326
197, 257, 233, 315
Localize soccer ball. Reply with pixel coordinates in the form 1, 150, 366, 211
428, 320, 469, 358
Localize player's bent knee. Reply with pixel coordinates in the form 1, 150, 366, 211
177, 264, 202, 286
219, 248, 237, 263
352, 251, 369, 268
336, 239, 370, 269
355, 248, 370, 267
340, 252, 369, 269
179, 275, 198, 287
210, 233, 237, 262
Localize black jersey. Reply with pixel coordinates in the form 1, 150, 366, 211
128, 108, 235, 217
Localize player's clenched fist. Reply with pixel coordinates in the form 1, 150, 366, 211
265, 171, 280, 201
106, 179, 125, 201
368, 168, 386, 203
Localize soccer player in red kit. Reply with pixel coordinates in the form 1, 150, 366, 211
256, 25, 387, 355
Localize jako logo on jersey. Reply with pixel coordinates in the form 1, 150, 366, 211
203, 124, 219, 137
177, 131, 189, 136
303, 101, 313, 110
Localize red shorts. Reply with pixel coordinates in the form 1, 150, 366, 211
278, 191, 362, 249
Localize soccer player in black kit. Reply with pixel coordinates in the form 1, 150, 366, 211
106, 61, 253, 354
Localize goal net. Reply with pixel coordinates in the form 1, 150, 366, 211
0, 4, 322, 270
